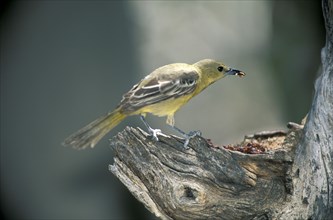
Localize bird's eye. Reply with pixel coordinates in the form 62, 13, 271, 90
217, 66, 224, 72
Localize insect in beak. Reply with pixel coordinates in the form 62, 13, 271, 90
226, 68, 246, 78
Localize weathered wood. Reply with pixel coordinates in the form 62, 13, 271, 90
109, 0, 333, 219
109, 127, 300, 220
277, 0, 333, 219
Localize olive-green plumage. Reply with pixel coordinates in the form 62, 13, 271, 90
63, 59, 245, 149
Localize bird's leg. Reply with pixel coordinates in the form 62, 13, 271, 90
140, 115, 161, 141
170, 125, 202, 149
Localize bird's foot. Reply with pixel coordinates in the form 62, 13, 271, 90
140, 115, 162, 141
147, 128, 162, 141
170, 125, 201, 149
183, 130, 201, 149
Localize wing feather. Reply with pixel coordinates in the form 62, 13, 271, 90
119, 69, 199, 112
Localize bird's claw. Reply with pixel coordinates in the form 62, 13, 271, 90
183, 130, 201, 149
148, 128, 162, 141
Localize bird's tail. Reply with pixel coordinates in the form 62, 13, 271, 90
63, 108, 126, 149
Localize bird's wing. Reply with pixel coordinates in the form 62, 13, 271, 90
119, 69, 199, 112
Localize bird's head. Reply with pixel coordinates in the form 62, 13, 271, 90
194, 59, 245, 85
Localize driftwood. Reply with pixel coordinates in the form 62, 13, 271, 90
109, 1, 333, 219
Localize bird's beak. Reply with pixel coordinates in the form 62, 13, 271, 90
226, 68, 246, 78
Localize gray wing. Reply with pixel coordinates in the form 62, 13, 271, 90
119, 70, 199, 113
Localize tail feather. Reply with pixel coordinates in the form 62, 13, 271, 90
63, 109, 126, 149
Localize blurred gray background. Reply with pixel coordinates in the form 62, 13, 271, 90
1, 1, 324, 219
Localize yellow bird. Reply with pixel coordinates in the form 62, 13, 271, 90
63, 59, 245, 149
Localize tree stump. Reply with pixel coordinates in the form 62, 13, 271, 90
109, 1, 333, 219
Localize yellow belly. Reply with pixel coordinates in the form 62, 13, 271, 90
132, 94, 193, 117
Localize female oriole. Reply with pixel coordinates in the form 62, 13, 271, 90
63, 59, 245, 149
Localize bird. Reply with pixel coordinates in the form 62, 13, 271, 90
63, 59, 245, 149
